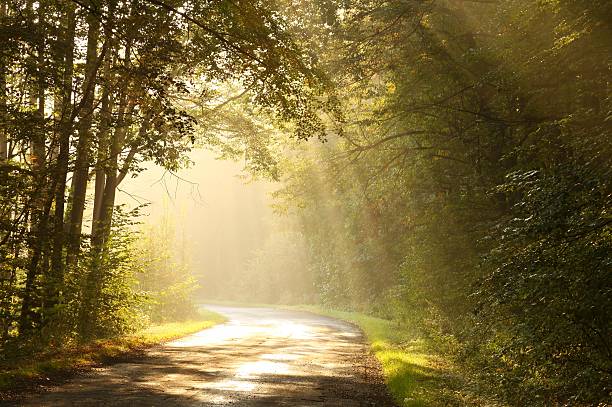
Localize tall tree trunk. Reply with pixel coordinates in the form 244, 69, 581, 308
77, 0, 119, 337
20, 0, 48, 333
98, 110, 151, 251
91, 87, 112, 238
91, 0, 118, 234
48, 2, 77, 319
32, 3, 45, 169
65, 7, 101, 267
91, 38, 117, 246
78, 90, 133, 338
91, 27, 131, 253
0, 1, 7, 161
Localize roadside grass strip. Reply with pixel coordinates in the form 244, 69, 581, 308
0, 309, 226, 394
288, 306, 475, 407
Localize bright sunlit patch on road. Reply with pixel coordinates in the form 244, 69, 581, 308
261, 353, 302, 361
204, 359, 291, 396
167, 322, 258, 347
271, 321, 314, 339
213, 379, 257, 392
236, 360, 290, 378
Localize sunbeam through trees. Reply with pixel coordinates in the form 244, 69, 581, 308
1, 0, 610, 406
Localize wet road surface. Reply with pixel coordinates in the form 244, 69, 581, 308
15, 305, 396, 406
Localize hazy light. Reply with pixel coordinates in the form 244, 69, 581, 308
167, 322, 259, 347
271, 321, 313, 339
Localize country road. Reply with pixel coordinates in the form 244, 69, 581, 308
14, 305, 396, 406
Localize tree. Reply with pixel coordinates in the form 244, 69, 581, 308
0, 0, 332, 347
231, 0, 611, 404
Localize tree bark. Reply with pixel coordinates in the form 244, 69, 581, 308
98, 110, 151, 250
48, 1, 77, 316
0, 1, 7, 161
91, 30, 133, 252
91, 22, 117, 245
20, 0, 49, 333
65, 7, 101, 267
79, 5, 123, 335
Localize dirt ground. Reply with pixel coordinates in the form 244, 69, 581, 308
8, 305, 397, 406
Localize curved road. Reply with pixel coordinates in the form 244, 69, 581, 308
16, 305, 396, 406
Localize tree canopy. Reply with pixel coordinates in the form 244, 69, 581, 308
1, 0, 610, 405
205, 1, 611, 404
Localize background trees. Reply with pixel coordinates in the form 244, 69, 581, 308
134, 203, 199, 323
209, 0, 611, 404
1, 0, 610, 404
0, 0, 327, 349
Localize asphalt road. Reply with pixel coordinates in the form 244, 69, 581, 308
15, 305, 396, 406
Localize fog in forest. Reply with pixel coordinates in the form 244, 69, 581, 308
2, 0, 609, 405
119, 149, 276, 302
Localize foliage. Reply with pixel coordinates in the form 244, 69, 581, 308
290, 306, 496, 407
223, 0, 611, 405
0, 0, 329, 354
0, 309, 226, 395
474, 163, 612, 403
135, 205, 200, 323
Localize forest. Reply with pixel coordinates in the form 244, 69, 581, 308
0, 0, 610, 406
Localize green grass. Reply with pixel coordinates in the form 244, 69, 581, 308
203, 300, 500, 406
203, 301, 461, 405
284, 305, 495, 407
137, 309, 226, 343
0, 309, 226, 393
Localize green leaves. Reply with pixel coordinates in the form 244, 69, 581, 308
478, 162, 612, 402
233, 0, 612, 405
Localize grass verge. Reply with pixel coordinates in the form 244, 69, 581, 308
0, 309, 226, 395
203, 300, 500, 406
285, 305, 493, 407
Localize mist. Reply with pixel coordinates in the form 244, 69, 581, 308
2, 0, 609, 405
119, 149, 276, 302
